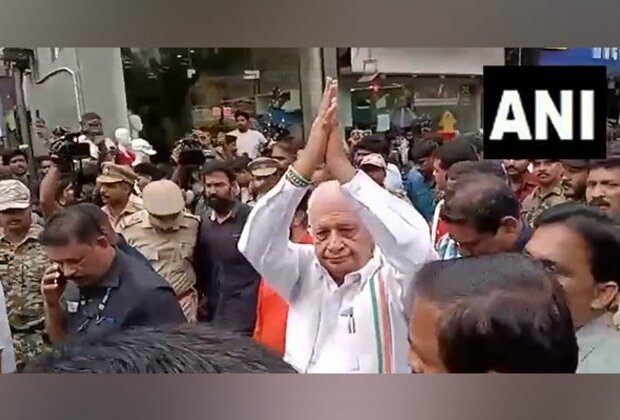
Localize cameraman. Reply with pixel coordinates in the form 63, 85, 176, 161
170, 134, 213, 212
77, 112, 115, 161
40, 125, 104, 219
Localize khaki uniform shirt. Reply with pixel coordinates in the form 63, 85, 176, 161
119, 210, 200, 296
102, 195, 143, 232
522, 184, 567, 226
0, 223, 49, 331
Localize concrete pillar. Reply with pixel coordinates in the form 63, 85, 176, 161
321, 48, 346, 136
321, 48, 339, 79
76, 48, 129, 137
298, 48, 324, 140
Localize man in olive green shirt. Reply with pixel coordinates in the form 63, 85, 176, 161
522, 160, 567, 226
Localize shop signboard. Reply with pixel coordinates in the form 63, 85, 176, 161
243, 70, 261, 80
537, 48, 620, 77
211, 106, 235, 120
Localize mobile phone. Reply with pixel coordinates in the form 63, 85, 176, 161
55, 266, 68, 287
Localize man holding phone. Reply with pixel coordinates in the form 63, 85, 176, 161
39, 205, 186, 344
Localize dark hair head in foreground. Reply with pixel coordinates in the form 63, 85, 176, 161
440, 173, 522, 256
26, 323, 296, 373
433, 137, 479, 192
406, 253, 578, 373
40, 204, 105, 247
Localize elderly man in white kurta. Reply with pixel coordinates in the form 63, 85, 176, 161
238, 79, 436, 373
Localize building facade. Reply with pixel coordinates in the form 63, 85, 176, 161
337, 48, 506, 134
18, 48, 515, 158
120, 48, 330, 157
23, 48, 129, 156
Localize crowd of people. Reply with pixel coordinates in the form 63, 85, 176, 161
0, 77, 619, 373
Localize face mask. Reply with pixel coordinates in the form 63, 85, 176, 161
148, 213, 182, 231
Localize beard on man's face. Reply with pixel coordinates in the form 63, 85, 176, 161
207, 195, 234, 213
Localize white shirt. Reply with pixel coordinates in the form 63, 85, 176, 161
78, 135, 116, 160
0, 284, 16, 373
576, 314, 620, 373
228, 129, 267, 159
238, 171, 437, 373
385, 163, 404, 191
431, 199, 445, 245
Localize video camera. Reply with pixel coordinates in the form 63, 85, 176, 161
175, 133, 207, 167
49, 127, 93, 203
49, 127, 91, 165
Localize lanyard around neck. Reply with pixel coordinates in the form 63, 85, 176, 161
77, 287, 113, 333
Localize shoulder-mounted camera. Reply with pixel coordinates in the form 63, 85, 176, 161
49, 127, 91, 173
175, 133, 207, 166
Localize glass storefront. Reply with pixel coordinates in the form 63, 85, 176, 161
121, 48, 304, 160
339, 74, 482, 135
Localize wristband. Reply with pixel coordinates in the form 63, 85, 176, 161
286, 166, 311, 188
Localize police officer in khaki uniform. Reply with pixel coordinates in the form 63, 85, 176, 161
247, 157, 281, 206
118, 180, 200, 321
97, 162, 143, 231
0, 180, 50, 369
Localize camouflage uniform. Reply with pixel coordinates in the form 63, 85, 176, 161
0, 222, 50, 369
522, 184, 567, 226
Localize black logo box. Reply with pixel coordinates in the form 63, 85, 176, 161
483, 65, 607, 160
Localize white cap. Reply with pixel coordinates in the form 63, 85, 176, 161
131, 138, 157, 156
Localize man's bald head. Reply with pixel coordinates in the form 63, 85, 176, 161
308, 181, 356, 227
306, 180, 373, 284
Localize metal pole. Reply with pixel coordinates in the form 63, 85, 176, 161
13, 65, 36, 175
29, 67, 84, 121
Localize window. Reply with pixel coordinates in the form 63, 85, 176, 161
121, 48, 305, 155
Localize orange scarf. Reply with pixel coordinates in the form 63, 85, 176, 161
253, 233, 313, 356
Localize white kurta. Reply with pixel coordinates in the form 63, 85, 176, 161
430, 199, 445, 245
0, 284, 16, 373
238, 170, 437, 373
